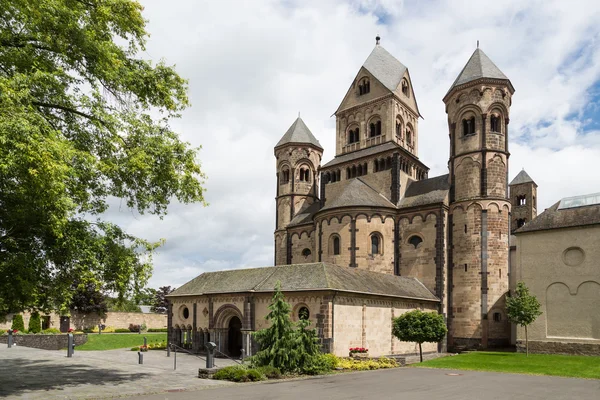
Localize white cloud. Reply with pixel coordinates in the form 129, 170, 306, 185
104, 0, 600, 288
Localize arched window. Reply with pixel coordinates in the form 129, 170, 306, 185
517, 195, 526, 206
348, 127, 359, 144
408, 235, 423, 249
332, 235, 340, 255
370, 233, 382, 255
516, 218, 526, 228
281, 169, 290, 184
401, 79, 409, 97
385, 157, 392, 170
406, 128, 412, 145
463, 116, 476, 135
395, 117, 403, 139
490, 114, 501, 132
298, 307, 310, 320
299, 168, 305, 182
304, 169, 310, 182
351, 165, 357, 178
369, 118, 382, 137
336, 170, 341, 182
358, 78, 370, 96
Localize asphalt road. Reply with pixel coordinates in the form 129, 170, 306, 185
134, 367, 600, 400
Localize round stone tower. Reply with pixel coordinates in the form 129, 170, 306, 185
444, 48, 514, 349
274, 117, 323, 265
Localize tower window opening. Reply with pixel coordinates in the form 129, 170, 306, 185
281, 169, 290, 184
462, 116, 476, 135
402, 79, 409, 97
299, 168, 305, 182
407, 235, 423, 249
490, 114, 501, 132
517, 195, 526, 206
332, 236, 340, 255
370, 233, 382, 255
358, 78, 370, 96
516, 218, 526, 228
499, 269, 502, 278
464, 264, 468, 272
396, 121, 402, 138
406, 128, 413, 145
493, 312, 502, 322
369, 119, 382, 137
464, 224, 467, 233
348, 127, 360, 144
304, 169, 310, 182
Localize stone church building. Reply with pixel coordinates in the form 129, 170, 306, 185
167, 38, 598, 358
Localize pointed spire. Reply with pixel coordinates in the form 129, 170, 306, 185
509, 169, 536, 186
445, 47, 513, 98
275, 117, 323, 150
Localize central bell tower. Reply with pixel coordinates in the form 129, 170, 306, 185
444, 48, 515, 349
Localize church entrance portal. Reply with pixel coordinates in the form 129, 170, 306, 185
228, 316, 243, 357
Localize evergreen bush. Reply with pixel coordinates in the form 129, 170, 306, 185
28, 312, 42, 333
11, 314, 25, 332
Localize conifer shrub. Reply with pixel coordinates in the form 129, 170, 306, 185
11, 314, 25, 332
28, 312, 42, 333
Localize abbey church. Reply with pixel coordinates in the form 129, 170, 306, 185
167, 38, 600, 358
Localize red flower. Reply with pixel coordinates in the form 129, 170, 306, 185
68, 328, 74, 333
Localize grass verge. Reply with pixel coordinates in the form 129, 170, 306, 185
76, 333, 167, 351
414, 351, 600, 379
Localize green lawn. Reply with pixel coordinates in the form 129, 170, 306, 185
415, 351, 600, 379
76, 333, 167, 351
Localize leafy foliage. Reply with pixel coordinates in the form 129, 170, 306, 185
392, 310, 447, 362
70, 281, 108, 316
28, 312, 42, 333
252, 282, 323, 374
152, 286, 175, 313
506, 281, 542, 356
106, 297, 141, 313
11, 314, 25, 332
0, 0, 206, 317
213, 366, 266, 382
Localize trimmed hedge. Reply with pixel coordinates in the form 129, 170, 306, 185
28, 312, 42, 334
147, 328, 168, 332
213, 366, 266, 382
11, 315, 25, 332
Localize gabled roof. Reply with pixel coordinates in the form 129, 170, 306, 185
515, 200, 600, 234
319, 177, 396, 212
363, 45, 407, 92
446, 48, 511, 97
400, 174, 450, 208
275, 117, 323, 150
168, 263, 439, 302
509, 170, 536, 186
322, 142, 399, 169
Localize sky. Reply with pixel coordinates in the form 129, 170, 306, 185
108, 0, 600, 289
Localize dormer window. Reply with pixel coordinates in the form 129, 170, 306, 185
358, 78, 370, 96
369, 118, 382, 137
462, 116, 476, 136
348, 127, 360, 144
401, 79, 409, 97
490, 114, 501, 133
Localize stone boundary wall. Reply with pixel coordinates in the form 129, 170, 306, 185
0, 334, 88, 350
516, 340, 600, 356
0, 311, 167, 331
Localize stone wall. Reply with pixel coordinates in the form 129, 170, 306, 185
0, 334, 87, 350
0, 311, 167, 332
516, 340, 600, 356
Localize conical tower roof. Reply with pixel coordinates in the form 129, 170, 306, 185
445, 48, 513, 98
275, 117, 322, 150
510, 169, 536, 186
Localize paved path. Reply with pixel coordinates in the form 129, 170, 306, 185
0, 345, 236, 399
135, 367, 600, 400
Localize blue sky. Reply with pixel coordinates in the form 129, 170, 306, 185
107, 0, 600, 288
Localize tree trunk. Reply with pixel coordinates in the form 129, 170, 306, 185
525, 325, 528, 357
419, 342, 423, 362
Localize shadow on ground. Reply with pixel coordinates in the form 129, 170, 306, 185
0, 357, 151, 397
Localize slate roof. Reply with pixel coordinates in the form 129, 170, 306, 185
275, 117, 323, 150
168, 263, 439, 301
399, 174, 450, 208
446, 48, 510, 96
288, 202, 321, 227
515, 200, 600, 234
509, 170, 536, 186
363, 45, 408, 92
322, 142, 402, 169
319, 178, 396, 212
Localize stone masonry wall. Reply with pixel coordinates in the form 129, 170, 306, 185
398, 212, 438, 294
0, 334, 87, 350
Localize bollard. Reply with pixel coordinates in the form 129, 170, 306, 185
240, 348, 245, 362
173, 346, 177, 371
7, 330, 13, 348
67, 333, 74, 358
143, 337, 147, 348
166, 343, 171, 357
138, 325, 141, 335
138, 351, 144, 364
205, 341, 216, 369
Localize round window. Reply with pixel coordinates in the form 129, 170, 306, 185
298, 306, 310, 320
182, 307, 189, 319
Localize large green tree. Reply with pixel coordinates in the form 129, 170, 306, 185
506, 281, 542, 356
0, 0, 206, 317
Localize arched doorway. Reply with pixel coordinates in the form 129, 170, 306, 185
228, 316, 243, 357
